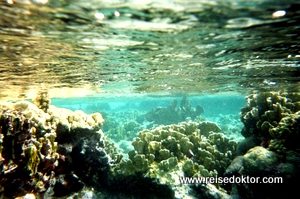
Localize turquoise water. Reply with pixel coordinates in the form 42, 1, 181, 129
51, 94, 246, 116
52, 94, 246, 144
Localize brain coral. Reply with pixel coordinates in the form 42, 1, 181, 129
113, 121, 237, 185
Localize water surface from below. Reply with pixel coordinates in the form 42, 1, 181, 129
0, 0, 299, 100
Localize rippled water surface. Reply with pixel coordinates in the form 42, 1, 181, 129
0, 0, 299, 99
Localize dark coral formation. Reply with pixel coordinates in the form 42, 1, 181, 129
240, 91, 300, 150
226, 91, 300, 199
0, 99, 113, 198
145, 96, 204, 125
225, 146, 300, 199
0, 107, 59, 198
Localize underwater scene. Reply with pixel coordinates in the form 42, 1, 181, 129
0, 0, 300, 199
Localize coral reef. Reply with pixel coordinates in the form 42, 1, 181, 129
240, 91, 300, 151
113, 121, 237, 186
0, 96, 113, 198
229, 91, 300, 199
145, 96, 204, 125
0, 96, 174, 199
32, 91, 51, 113
224, 146, 300, 199
5, 91, 299, 199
